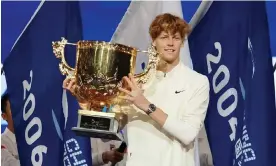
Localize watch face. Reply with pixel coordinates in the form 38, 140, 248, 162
149, 104, 156, 111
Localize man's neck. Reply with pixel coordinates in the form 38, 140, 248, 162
157, 58, 180, 73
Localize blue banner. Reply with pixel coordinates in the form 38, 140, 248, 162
189, 2, 276, 166
3, 1, 92, 166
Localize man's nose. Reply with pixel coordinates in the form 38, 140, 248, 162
167, 37, 174, 46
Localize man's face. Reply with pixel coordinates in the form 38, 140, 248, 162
153, 31, 183, 64
1, 100, 14, 132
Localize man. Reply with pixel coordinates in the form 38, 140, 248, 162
117, 13, 210, 166
63, 13, 210, 166
1, 93, 20, 166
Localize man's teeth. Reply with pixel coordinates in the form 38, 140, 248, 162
165, 49, 174, 52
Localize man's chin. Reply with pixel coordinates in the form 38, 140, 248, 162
161, 57, 177, 64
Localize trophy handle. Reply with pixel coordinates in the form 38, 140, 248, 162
52, 37, 76, 77
134, 45, 160, 84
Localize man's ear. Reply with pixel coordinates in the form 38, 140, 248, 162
2, 113, 7, 121
152, 40, 156, 47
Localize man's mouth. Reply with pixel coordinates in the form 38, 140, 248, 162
164, 49, 175, 52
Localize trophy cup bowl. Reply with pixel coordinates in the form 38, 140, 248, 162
52, 37, 159, 140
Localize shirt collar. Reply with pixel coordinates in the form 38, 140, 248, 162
4, 128, 16, 144
156, 61, 182, 79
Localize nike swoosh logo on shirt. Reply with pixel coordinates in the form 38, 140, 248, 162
175, 89, 185, 94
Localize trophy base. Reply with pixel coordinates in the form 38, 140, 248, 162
72, 127, 123, 141
73, 109, 124, 141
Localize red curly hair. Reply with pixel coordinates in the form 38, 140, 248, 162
149, 13, 191, 41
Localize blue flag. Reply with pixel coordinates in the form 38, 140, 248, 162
189, 2, 276, 166
3, 1, 92, 166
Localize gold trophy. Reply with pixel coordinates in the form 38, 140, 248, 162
52, 37, 159, 140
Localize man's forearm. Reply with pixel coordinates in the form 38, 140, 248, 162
148, 107, 168, 127
144, 105, 199, 145
140, 100, 168, 127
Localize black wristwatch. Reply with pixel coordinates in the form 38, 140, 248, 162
146, 103, 157, 115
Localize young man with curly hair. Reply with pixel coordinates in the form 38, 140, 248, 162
63, 13, 210, 166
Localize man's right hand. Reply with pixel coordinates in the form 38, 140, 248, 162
63, 77, 77, 95
62, 78, 90, 109
102, 149, 124, 164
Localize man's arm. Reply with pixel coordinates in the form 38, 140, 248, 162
118, 74, 210, 146
148, 77, 210, 145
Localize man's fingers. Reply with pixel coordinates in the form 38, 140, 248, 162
63, 78, 76, 89
71, 85, 78, 95
118, 95, 134, 102
123, 76, 134, 89
62, 78, 70, 88
118, 87, 131, 95
128, 73, 138, 88
67, 79, 76, 90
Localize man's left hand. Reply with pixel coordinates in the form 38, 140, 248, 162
118, 73, 150, 112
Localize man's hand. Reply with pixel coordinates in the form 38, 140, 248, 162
118, 73, 150, 112
102, 149, 124, 164
63, 77, 77, 95
62, 78, 90, 109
